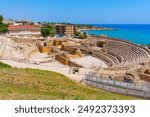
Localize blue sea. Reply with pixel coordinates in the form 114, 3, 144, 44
81, 24, 150, 45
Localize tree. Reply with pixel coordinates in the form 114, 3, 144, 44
41, 25, 55, 37
0, 15, 8, 33
82, 32, 88, 38
74, 31, 88, 39
41, 28, 50, 37
30, 22, 34, 25
47, 25, 55, 37
0, 24, 8, 32
74, 32, 81, 37
0, 15, 4, 23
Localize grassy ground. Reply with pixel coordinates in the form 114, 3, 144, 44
0, 62, 140, 100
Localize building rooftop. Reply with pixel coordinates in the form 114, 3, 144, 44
8, 25, 41, 30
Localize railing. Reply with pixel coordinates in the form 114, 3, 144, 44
83, 72, 150, 99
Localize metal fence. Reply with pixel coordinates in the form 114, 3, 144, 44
83, 72, 150, 99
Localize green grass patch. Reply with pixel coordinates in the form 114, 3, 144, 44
0, 62, 140, 100
0, 61, 12, 69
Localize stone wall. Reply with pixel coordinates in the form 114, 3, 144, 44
61, 45, 76, 54
55, 55, 68, 65
68, 60, 82, 67
55, 55, 82, 67
53, 40, 63, 46
61, 45, 83, 56
96, 41, 106, 47
63, 54, 81, 59
38, 41, 54, 53
39, 45, 51, 53
140, 74, 150, 82
8, 36, 40, 44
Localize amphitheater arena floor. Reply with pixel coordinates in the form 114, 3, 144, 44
70, 55, 108, 68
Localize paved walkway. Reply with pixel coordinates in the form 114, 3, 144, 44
0, 60, 92, 82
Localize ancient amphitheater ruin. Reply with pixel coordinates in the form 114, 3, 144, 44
80, 36, 150, 84
1, 35, 150, 98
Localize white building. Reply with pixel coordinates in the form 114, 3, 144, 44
8, 25, 41, 37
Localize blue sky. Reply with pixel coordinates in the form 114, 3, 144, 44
0, 0, 150, 24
